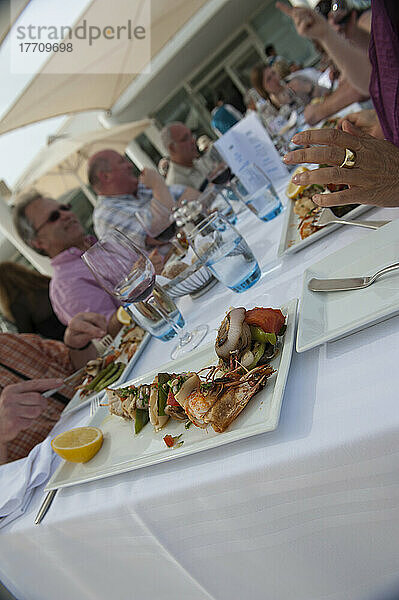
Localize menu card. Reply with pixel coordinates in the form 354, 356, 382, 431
214, 112, 288, 185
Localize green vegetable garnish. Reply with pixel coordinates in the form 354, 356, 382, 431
250, 325, 276, 346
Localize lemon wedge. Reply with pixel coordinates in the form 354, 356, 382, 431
51, 427, 103, 463
116, 306, 132, 326
286, 166, 309, 200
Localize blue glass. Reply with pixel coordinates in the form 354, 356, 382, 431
230, 263, 261, 293
232, 164, 283, 222
191, 214, 260, 294
241, 182, 283, 222
126, 303, 185, 341
210, 191, 237, 225
205, 236, 260, 292
155, 313, 185, 341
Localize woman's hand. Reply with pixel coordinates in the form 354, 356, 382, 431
283, 120, 399, 207
337, 109, 384, 139
276, 2, 328, 40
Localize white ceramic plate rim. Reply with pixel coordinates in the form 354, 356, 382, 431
296, 220, 399, 352
278, 199, 373, 257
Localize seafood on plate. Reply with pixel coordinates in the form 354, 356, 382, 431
287, 169, 357, 240
105, 307, 286, 435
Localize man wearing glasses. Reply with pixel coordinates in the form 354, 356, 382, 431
13, 192, 123, 335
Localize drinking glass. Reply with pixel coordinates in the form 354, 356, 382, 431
205, 146, 232, 185
231, 163, 283, 222
82, 229, 208, 360
197, 187, 237, 225
187, 213, 261, 293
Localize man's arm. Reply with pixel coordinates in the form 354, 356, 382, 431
176, 186, 200, 204
140, 168, 175, 210
276, 2, 371, 96
303, 79, 368, 126
106, 311, 123, 338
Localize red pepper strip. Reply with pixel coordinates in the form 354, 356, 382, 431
163, 435, 175, 447
163, 434, 183, 448
167, 389, 180, 407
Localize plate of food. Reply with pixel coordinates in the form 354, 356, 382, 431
46, 299, 297, 490
62, 318, 150, 416
296, 219, 399, 352
278, 166, 372, 256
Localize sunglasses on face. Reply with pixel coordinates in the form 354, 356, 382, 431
35, 203, 72, 234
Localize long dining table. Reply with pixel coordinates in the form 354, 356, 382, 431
2, 178, 399, 600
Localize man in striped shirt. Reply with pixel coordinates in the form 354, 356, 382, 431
0, 312, 106, 464
88, 149, 199, 250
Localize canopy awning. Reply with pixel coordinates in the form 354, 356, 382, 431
13, 117, 151, 200
0, 0, 209, 136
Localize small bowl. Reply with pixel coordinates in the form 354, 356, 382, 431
162, 261, 216, 298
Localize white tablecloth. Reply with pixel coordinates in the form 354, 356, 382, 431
2, 188, 399, 600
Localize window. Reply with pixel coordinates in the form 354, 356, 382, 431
250, 3, 319, 66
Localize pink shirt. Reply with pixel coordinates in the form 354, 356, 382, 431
49, 241, 120, 325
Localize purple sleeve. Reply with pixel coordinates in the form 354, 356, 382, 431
49, 276, 120, 326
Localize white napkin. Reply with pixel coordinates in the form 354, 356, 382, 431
0, 437, 58, 529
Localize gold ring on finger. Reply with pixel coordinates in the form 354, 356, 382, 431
339, 148, 356, 168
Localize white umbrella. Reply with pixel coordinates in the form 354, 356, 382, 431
13, 118, 151, 204
0, 0, 209, 136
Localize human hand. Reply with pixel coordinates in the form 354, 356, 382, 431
337, 109, 384, 139
283, 120, 399, 207
64, 312, 107, 350
276, 2, 328, 40
303, 102, 325, 126
0, 379, 62, 444
148, 248, 164, 275
139, 168, 164, 190
177, 186, 200, 205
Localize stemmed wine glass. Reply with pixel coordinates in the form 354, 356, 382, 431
82, 229, 208, 360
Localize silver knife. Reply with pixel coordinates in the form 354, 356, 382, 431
34, 489, 57, 525
42, 366, 86, 399
308, 261, 399, 292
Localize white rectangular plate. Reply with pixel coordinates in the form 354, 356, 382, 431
296, 219, 399, 352
46, 299, 298, 491
278, 199, 373, 257
62, 331, 151, 416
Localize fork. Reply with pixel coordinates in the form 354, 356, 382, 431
308, 261, 399, 292
91, 334, 114, 355
314, 207, 390, 230
90, 395, 102, 417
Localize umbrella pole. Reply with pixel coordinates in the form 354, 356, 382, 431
73, 173, 97, 207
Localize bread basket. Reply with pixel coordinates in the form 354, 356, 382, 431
161, 260, 217, 298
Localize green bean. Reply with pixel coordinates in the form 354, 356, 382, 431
92, 364, 119, 392
95, 363, 125, 392
84, 363, 116, 391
